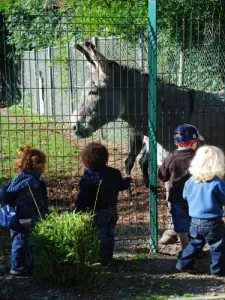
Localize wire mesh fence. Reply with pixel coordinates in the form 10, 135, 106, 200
158, 31, 225, 91
0, 1, 225, 254
0, 10, 152, 253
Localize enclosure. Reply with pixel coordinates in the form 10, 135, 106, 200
0, 0, 225, 256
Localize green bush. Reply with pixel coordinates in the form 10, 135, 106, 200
30, 212, 100, 287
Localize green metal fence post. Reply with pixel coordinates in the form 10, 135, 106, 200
148, 0, 158, 252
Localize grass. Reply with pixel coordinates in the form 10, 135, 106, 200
126, 295, 167, 300
0, 105, 78, 181
131, 253, 159, 260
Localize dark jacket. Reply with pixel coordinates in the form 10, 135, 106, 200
75, 166, 131, 212
158, 149, 195, 203
0, 169, 49, 220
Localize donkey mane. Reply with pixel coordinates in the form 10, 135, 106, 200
108, 59, 149, 78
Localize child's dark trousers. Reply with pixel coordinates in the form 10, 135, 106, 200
94, 206, 118, 266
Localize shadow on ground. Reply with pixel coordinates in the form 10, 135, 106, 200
0, 250, 225, 300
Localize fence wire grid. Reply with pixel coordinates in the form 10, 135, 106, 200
0, 3, 225, 253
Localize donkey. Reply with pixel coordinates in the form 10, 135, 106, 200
125, 128, 149, 187
125, 128, 170, 188
71, 40, 225, 168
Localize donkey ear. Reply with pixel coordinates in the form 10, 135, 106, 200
83, 40, 99, 65
84, 40, 97, 55
75, 43, 96, 69
83, 40, 109, 74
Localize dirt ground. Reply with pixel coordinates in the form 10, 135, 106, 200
1, 233, 225, 300
1, 120, 225, 299
46, 131, 172, 231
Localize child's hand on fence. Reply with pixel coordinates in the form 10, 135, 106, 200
126, 175, 133, 182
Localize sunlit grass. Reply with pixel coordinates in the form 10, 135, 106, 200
0, 105, 78, 181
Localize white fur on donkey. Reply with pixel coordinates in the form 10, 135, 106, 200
142, 136, 169, 166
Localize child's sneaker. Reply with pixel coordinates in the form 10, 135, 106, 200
101, 261, 112, 269
176, 264, 201, 275
10, 269, 30, 276
159, 229, 178, 245
10, 269, 23, 275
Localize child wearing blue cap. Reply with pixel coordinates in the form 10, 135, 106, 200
158, 124, 204, 256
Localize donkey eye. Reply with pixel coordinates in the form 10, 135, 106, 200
89, 90, 98, 96
92, 102, 98, 113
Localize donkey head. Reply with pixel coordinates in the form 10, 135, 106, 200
71, 40, 125, 138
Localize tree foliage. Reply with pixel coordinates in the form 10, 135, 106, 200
3, 0, 67, 53
158, 0, 224, 45
1, 0, 224, 53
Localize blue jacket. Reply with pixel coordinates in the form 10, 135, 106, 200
183, 176, 225, 219
0, 169, 49, 220
75, 166, 131, 211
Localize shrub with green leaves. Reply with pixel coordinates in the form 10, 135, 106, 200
30, 212, 100, 286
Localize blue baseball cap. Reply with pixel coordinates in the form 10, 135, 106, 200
173, 124, 204, 142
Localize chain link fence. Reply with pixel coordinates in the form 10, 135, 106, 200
1, 16, 225, 252
158, 27, 225, 91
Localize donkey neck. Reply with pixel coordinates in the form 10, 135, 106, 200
121, 112, 148, 136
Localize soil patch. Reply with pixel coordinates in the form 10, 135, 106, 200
0, 243, 225, 299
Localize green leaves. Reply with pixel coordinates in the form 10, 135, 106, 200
3, 0, 66, 53
0, 0, 8, 11
2, 0, 148, 53
30, 212, 100, 286
1, 0, 224, 54
157, 0, 224, 45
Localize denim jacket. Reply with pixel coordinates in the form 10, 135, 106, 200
0, 169, 49, 221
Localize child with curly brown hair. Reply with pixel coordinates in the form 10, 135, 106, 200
0, 146, 49, 276
75, 142, 132, 267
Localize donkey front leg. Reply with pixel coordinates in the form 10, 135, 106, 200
139, 136, 149, 188
139, 151, 149, 188
125, 128, 143, 196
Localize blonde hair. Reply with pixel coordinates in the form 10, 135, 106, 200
189, 145, 225, 182
14, 146, 46, 173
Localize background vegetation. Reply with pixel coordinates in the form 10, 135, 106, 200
0, 105, 78, 183
30, 211, 100, 286
0, 0, 224, 54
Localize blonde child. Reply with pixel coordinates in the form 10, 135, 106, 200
176, 146, 225, 276
0, 146, 49, 276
